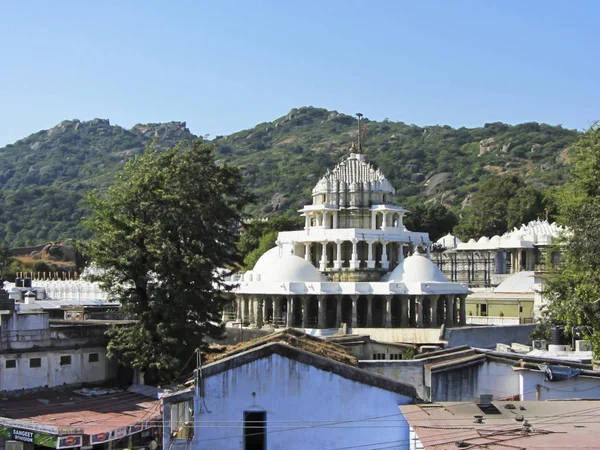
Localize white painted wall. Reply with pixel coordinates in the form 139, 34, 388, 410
0, 347, 116, 392
520, 371, 600, 400
191, 354, 413, 450
477, 361, 520, 399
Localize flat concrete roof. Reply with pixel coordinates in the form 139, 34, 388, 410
400, 400, 600, 449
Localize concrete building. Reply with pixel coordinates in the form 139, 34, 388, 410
225, 134, 469, 337
401, 400, 600, 449
0, 286, 118, 392
162, 329, 418, 450
360, 343, 600, 403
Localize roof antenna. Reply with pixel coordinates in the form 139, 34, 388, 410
356, 113, 363, 153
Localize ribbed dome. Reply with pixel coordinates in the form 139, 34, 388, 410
253, 247, 325, 282
384, 253, 448, 283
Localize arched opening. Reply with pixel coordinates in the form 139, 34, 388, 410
357, 241, 368, 269
307, 297, 318, 327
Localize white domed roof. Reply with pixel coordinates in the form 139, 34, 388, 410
495, 271, 535, 293
436, 233, 462, 249
253, 247, 325, 282
384, 253, 448, 283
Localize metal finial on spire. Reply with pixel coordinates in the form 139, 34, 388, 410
356, 113, 363, 153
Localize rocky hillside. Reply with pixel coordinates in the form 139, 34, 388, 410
213, 107, 579, 216
0, 119, 196, 245
0, 108, 580, 245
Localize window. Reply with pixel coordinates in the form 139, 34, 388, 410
60, 355, 72, 366
5, 360, 16, 369
244, 411, 266, 450
88, 353, 99, 363
30, 358, 41, 368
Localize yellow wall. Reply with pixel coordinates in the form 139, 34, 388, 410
466, 298, 534, 319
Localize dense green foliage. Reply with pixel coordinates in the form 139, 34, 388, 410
0, 119, 195, 246
542, 125, 600, 356
403, 203, 458, 242
238, 215, 303, 269
454, 175, 546, 239
83, 140, 251, 380
0, 108, 580, 246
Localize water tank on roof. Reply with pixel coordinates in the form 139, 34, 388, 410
14, 277, 22, 288
551, 325, 567, 346
23, 278, 32, 288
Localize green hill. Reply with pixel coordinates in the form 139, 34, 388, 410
0, 108, 580, 245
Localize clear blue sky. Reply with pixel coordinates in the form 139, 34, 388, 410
1, 1, 598, 147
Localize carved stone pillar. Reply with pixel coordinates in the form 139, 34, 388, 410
317, 295, 326, 329
286, 296, 294, 327
351, 294, 358, 328
335, 295, 343, 327
236, 296, 242, 322
334, 239, 342, 269
366, 295, 373, 328
274, 297, 282, 328
429, 295, 440, 328
382, 212, 388, 230
371, 211, 377, 230
459, 294, 467, 326
400, 295, 409, 327
367, 240, 375, 269
384, 295, 392, 328
256, 298, 264, 329
319, 241, 328, 271
381, 241, 389, 270
302, 297, 309, 328
416, 295, 425, 328
304, 214, 309, 230
333, 212, 338, 229
304, 243, 311, 262
445, 295, 454, 326
263, 297, 270, 326
350, 238, 359, 270
398, 244, 404, 265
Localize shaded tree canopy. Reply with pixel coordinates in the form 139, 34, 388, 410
83, 140, 252, 379
238, 214, 303, 270
403, 203, 458, 243
542, 124, 600, 356
454, 175, 545, 239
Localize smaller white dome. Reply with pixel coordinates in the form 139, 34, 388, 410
436, 233, 462, 249
385, 253, 448, 283
490, 235, 502, 244
253, 247, 325, 283
495, 271, 535, 293
478, 236, 490, 243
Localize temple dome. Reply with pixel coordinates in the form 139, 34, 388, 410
436, 233, 462, 249
495, 271, 535, 293
252, 247, 325, 282
384, 253, 448, 283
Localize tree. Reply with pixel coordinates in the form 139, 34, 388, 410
454, 175, 544, 239
237, 214, 303, 269
0, 242, 12, 285
403, 203, 458, 242
542, 124, 600, 355
83, 140, 252, 380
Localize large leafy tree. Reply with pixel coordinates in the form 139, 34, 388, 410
454, 175, 544, 239
403, 203, 458, 242
83, 140, 251, 380
542, 124, 600, 355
